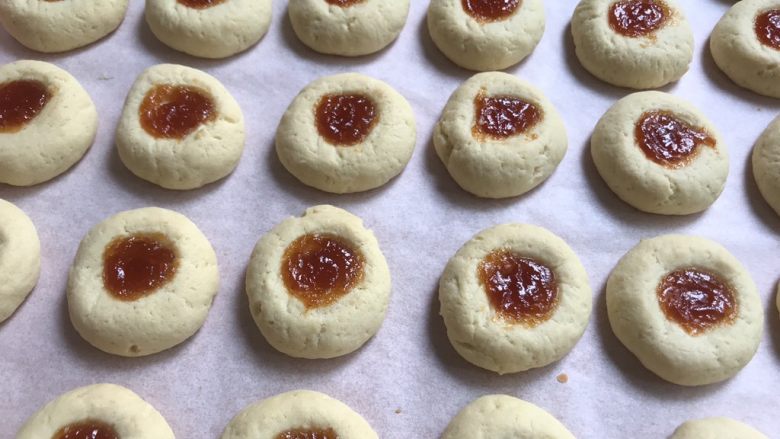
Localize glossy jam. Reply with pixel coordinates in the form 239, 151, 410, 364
635, 111, 715, 167
473, 92, 541, 140
462, 0, 520, 22
609, 0, 670, 37
658, 268, 737, 335
478, 250, 558, 325
177, 0, 226, 8
755, 10, 780, 50
53, 420, 119, 439
282, 234, 364, 309
324, 0, 364, 6
276, 428, 338, 439
0, 80, 50, 133
139, 85, 216, 139
103, 233, 178, 301
315, 94, 377, 146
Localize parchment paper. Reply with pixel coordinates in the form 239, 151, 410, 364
1, 1, 779, 437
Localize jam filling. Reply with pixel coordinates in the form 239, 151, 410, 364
177, 0, 226, 8
478, 250, 558, 325
635, 111, 715, 167
609, 0, 670, 38
276, 428, 338, 439
315, 94, 378, 146
0, 80, 51, 133
324, 0, 364, 6
657, 268, 737, 335
103, 233, 178, 301
53, 420, 119, 439
462, 0, 521, 22
473, 91, 541, 140
282, 234, 364, 309
139, 84, 216, 139
756, 10, 780, 50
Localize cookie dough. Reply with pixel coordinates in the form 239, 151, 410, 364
607, 234, 763, 386
146, 0, 271, 59
116, 64, 245, 190
439, 224, 592, 374
0, 0, 128, 53
0, 199, 40, 323
671, 417, 768, 439
276, 73, 416, 194
16, 383, 175, 439
0, 60, 97, 186
67, 207, 219, 357
289, 0, 410, 56
752, 115, 780, 216
711, 0, 780, 98
246, 205, 391, 359
434, 72, 567, 198
221, 390, 378, 439
571, 0, 693, 89
591, 91, 728, 215
427, 0, 545, 71
442, 394, 575, 439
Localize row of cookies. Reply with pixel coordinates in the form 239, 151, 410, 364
2, 199, 777, 386
5, 59, 780, 217
14, 383, 771, 438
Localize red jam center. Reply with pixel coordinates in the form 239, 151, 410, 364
755, 10, 780, 50
53, 420, 119, 439
473, 92, 541, 140
324, 0, 364, 6
315, 94, 378, 146
609, 0, 670, 37
282, 234, 365, 309
139, 84, 216, 139
103, 233, 178, 301
635, 111, 715, 167
177, 0, 226, 8
462, 0, 521, 22
276, 428, 338, 439
0, 80, 50, 133
658, 268, 737, 335
478, 250, 558, 325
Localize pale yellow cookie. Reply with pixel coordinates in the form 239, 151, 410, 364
0, 199, 40, 323
752, 115, 780, 216
671, 417, 768, 439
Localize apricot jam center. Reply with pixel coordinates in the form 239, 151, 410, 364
473, 91, 541, 140
755, 10, 780, 50
282, 234, 364, 309
177, 0, 226, 8
276, 428, 338, 439
636, 111, 715, 167
609, 0, 670, 37
478, 250, 558, 325
103, 233, 178, 301
658, 268, 737, 335
53, 420, 118, 439
462, 0, 520, 22
139, 84, 215, 139
0, 80, 50, 133
316, 94, 377, 146
324, 0, 364, 6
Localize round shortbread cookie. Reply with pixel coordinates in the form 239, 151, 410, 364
434, 72, 567, 199
711, 0, 780, 98
67, 207, 219, 357
439, 224, 591, 374
116, 64, 245, 190
442, 395, 575, 439
0, 0, 128, 53
0, 60, 97, 186
0, 199, 40, 323
276, 73, 416, 194
752, 115, 780, 216
221, 390, 378, 439
246, 205, 391, 359
146, 0, 271, 59
427, 0, 545, 71
606, 234, 763, 386
571, 0, 693, 89
289, 0, 410, 56
671, 417, 768, 439
591, 91, 728, 215
16, 383, 174, 439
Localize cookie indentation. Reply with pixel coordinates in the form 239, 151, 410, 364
0, 80, 50, 133
658, 268, 737, 335
140, 85, 216, 139
103, 233, 178, 300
